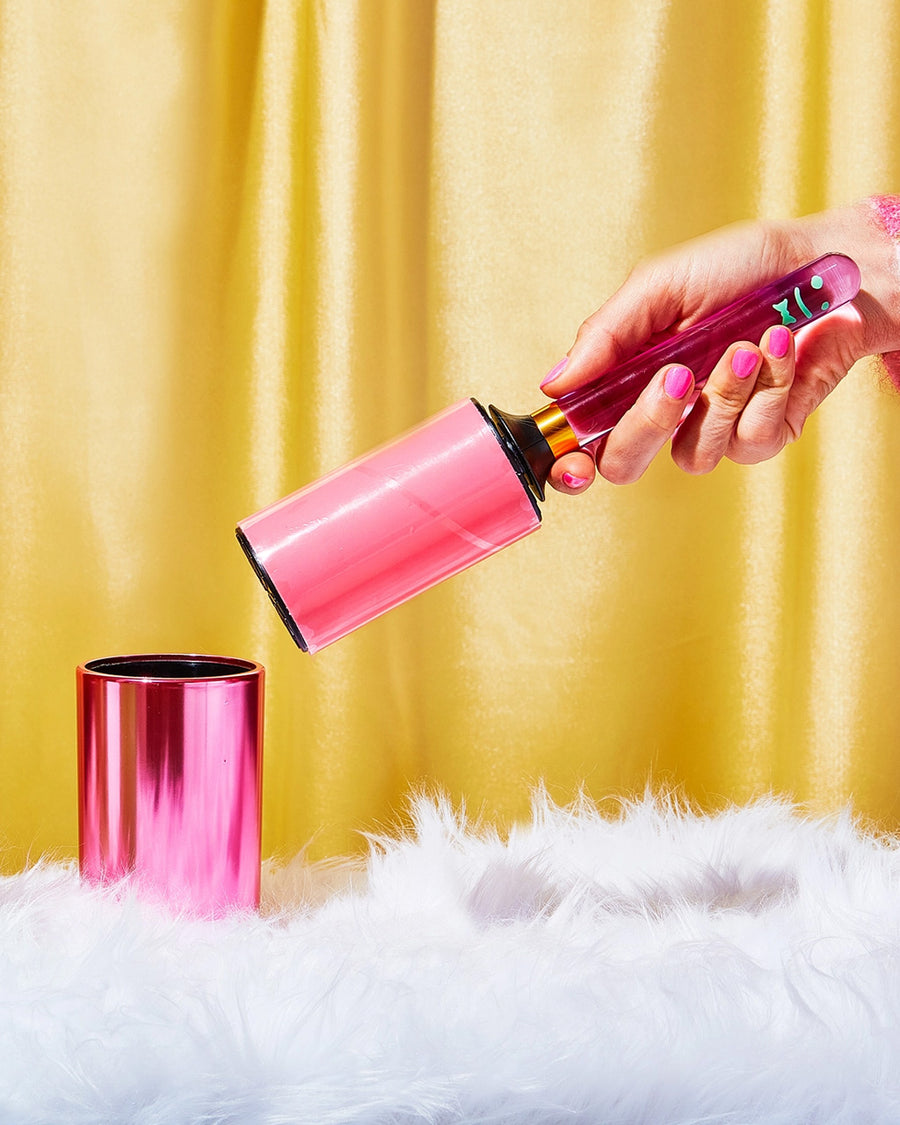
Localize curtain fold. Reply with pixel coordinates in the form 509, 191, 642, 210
1, 0, 899, 869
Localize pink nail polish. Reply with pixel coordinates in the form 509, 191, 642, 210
731, 348, 759, 379
561, 471, 588, 489
768, 326, 791, 358
663, 364, 692, 399
540, 357, 569, 389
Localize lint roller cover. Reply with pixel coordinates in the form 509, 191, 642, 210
237, 253, 861, 654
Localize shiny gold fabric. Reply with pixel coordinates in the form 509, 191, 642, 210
2, 1, 900, 868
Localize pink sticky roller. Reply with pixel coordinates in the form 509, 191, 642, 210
237, 253, 861, 653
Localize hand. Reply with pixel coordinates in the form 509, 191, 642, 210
540, 199, 900, 493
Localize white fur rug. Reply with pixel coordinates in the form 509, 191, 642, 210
3, 794, 900, 1123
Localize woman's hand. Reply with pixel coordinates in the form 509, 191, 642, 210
541, 199, 900, 493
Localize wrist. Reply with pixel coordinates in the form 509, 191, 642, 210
866, 195, 900, 389
869, 194, 900, 242
797, 198, 900, 366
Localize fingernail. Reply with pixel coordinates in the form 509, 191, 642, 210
540, 357, 569, 389
768, 326, 791, 359
731, 348, 759, 379
664, 364, 692, 399
561, 471, 589, 489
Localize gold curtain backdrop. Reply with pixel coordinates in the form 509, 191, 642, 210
2, 0, 900, 869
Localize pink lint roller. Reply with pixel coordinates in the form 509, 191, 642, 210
237, 253, 861, 653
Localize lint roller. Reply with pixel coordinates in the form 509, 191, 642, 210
237, 253, 861, 653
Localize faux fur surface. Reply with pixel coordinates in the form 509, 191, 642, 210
3, 794, 900, 1123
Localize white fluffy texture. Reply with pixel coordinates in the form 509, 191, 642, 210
3, 794, 900, 1123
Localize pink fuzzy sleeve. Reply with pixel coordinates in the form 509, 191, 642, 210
870, 194, 900, 240
869, 195, 900, 390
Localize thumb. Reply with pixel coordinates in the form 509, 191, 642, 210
542, 260, 687, 398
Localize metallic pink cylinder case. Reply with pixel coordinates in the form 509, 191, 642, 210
77, 654, 264, 916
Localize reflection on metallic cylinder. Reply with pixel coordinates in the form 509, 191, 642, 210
77, 654, 264, 916
237, 398, 542, 654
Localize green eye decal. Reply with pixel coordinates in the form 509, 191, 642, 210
811, 273, 829, 311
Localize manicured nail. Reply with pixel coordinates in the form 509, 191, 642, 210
731, 348, 759, 379
540, 357, 569, 389
664, 364, 692, 399
768, 326, 791, 359
561, 471, 589, 489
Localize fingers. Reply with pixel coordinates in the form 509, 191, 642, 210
670, 327, 795, 471
593, 363, 696, 485
547, 363, 696, 492
548, 325, 799, 493
724, 324, 797, 463
669, 342, 761, 473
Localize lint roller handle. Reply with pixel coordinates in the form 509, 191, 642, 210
491, 253, 861, 495
557, 252, 860, 446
